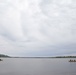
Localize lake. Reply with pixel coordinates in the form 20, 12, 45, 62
0, 58, 76, 75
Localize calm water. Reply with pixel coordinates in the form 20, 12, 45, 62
0, 58, 76, 75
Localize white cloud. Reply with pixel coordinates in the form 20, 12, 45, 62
0, 0, 76, 56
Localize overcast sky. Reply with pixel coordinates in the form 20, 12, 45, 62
0, 0, 76, 57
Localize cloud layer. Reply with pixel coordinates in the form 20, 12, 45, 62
0, 0, 76, 56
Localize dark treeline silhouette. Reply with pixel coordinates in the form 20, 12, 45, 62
54, 56, 76, 58
0, 54, 10, 57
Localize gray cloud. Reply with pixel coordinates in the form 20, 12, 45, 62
0, 0, 76, 56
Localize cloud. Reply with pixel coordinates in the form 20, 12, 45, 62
0, 0, 76, 56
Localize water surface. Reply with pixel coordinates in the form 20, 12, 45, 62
0, 58, 76, 75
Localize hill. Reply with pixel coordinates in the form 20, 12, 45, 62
0, 54, 10, 57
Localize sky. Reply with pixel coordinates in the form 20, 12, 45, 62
0, 0, 76, 57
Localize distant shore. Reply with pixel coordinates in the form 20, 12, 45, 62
10, 56, 76, 58
0, 54, 76, 58
0, 54, 10, 58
